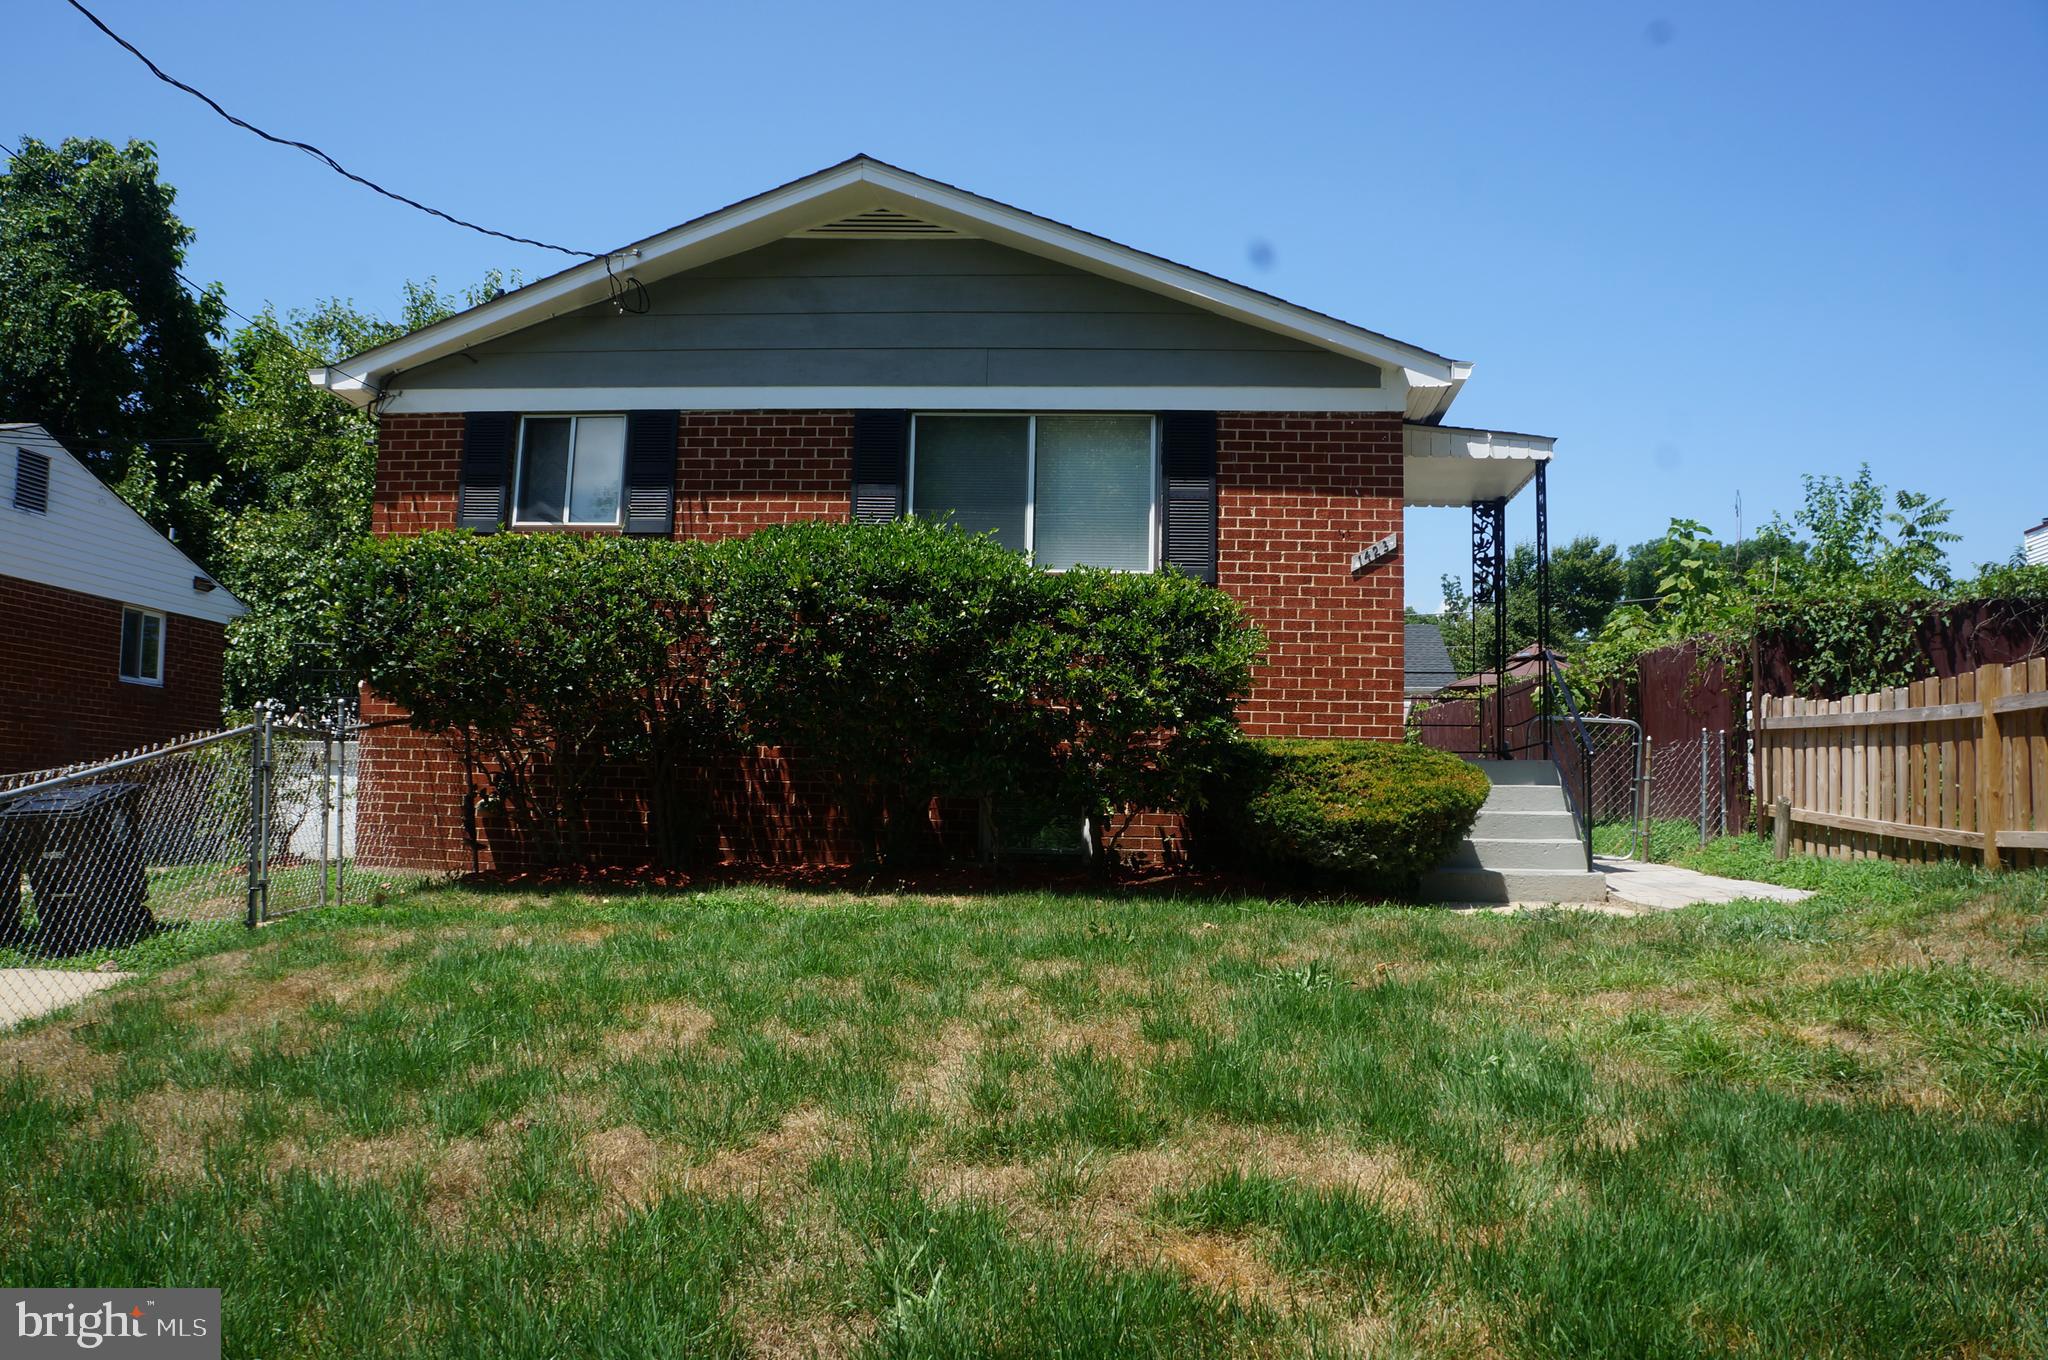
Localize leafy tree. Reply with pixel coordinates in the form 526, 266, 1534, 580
1760, 466, 1960, 599
1622, 522, 1803, 605
0, 137, 226, 559
1435, 534, 1625, 674
1576, 466, 1967, 699
213, 277, 510, 710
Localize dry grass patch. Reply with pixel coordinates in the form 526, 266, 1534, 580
735, 1307, 871, 1360
175, 960, 401, 1052
896, 1021, 982, 1120
581, 1124, 661, 1213
100, 1084, 245, 1178
1044, 1012, 1157, 1062
683, 1105, 847, 1204
910, 1122, 1434, 1314
0, 1024, 117, 1092
607, 999, 715, 1059
758, 1017, 841, 1055
1160, 1233, 1297, 1307
1574, 986, 1704, 1018
272, 1126, 498, 1229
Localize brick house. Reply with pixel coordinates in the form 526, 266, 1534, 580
0, 423, 247, 773
313, 158, 1552, 870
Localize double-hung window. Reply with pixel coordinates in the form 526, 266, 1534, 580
909, 415, 1156, 570
512, 415, 627, 527
119, 606, 164, 685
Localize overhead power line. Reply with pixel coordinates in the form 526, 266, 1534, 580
62, 0, 601, 259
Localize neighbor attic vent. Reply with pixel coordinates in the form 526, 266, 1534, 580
12, 448, 50, 514
795, 207, 970, 238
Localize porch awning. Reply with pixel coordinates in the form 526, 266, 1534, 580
1403, 423, 1553, 507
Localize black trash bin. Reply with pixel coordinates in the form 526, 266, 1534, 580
0, 783, 157, 955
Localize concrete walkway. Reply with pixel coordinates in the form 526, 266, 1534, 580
0, 968, 131, 1028
1596, 857, 1814, 911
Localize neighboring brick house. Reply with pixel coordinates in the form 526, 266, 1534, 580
0, 423, 246, 773
313, 157, 1552, 870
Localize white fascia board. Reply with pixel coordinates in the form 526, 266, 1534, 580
316, 158, 1469, 405
380, 385, 1406, 415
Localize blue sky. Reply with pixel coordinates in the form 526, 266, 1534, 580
8, 0, 2046, 607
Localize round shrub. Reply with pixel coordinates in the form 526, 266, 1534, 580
1199, 740, 1490, 894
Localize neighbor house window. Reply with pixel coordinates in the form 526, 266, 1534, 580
119, 606, 164, 685
512, 415, 626, 526
909, 415, 1155, 570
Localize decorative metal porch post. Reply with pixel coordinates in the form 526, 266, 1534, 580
1471, 496, 1509, 759
1536, 460, 1550, 759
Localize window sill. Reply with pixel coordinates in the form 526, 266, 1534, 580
506, 522, 625, 535
118, 675, 165, 688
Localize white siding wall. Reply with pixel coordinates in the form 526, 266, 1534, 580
2026, 523, 2048, 567
0, 424, 247, 625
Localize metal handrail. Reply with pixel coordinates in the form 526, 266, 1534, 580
1542, 652, 1598, 871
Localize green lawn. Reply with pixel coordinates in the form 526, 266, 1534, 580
3, 850, 2045, 1358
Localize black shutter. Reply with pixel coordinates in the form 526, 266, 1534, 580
457, 412, 517, 532
850, 410, 910, 522
623, 410, 679, 536
1159, 411, 1218, 584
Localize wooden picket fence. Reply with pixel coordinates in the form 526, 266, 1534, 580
1755, 658, 2048, 867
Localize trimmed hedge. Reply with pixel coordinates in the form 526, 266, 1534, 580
335, 522, 1263, 868
1199, 740, 1490, 893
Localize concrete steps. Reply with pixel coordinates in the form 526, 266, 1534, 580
1471, 809, 1580, 839
1418, 760, 1609, 904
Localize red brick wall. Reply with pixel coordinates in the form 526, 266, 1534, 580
370, 414, 465, 536
676, 411, 852, 537
364, 411, 863, 870
360, 408, 1406, 868
1218, 412, 1405, 741
355, 692, 870, 872
371, 412, 854, 541
0, 575, 226, 774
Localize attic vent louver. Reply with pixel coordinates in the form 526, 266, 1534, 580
13, 448, 50, 514
796, 207, 969, 239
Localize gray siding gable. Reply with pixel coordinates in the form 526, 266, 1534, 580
398, 238, 1383, 393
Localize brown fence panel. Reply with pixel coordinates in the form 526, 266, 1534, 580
1411, 676, 1542, 758
1593, 640, 1749, 832
1756, 660, 2048, 867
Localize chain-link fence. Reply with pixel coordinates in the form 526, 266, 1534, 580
0, 706, 431, 1025
1554, 719, 1747, 864
1640, 727, 1737, 854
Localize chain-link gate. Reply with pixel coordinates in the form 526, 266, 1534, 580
0, 704, 430, 1025
1571, 716, 1648, 861
1640, 726, 1735, 853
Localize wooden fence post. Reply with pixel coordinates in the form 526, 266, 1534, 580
1980, 662, 2004, 873
1773, 796, 1791, 860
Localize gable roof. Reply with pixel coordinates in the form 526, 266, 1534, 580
1404, 622, 1457, 695
310, 156, 1471, 418
0, 423, 247, 625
